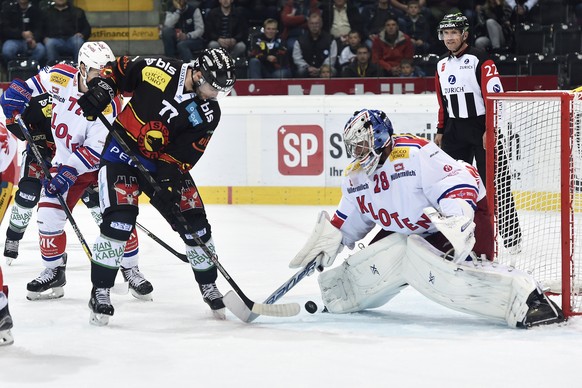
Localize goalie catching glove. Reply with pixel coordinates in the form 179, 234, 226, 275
289, 211, 344, 269
424, 198, 476, 263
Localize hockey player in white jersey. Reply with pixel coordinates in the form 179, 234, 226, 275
0, 42, 154, 302
0, 120, 18, 345
290, 108, 565, 328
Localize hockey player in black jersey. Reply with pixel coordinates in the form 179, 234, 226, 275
434, 13, 522, 255
78, 48, 236, 324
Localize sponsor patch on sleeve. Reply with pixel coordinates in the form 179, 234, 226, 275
141, 67, 171, 92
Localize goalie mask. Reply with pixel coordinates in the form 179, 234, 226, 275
343, 109, 394, 175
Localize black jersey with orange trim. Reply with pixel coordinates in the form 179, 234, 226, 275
102, 56, 221, 172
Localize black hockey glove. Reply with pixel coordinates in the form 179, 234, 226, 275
78, 78, 116, 121
150, 161, 184, 219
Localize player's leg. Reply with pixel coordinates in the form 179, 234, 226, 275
156, 173, 225, 319
318, 233, 409, 313
405, 234, 564, 328
4, 152, 43, 263
0, 267, 14, 346
81, 184, 153, 300
89, 163, 140, 325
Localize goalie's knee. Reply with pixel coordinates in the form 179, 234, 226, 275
318, 233, 408, 313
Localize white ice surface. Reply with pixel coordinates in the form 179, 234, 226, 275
0, 204, 581, 388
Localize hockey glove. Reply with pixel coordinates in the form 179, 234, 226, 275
78, 78, 116, 121
289, 211, 344, 270
150, 161, 184, 218
44, 165, 78, 197
1, 79, 32, 121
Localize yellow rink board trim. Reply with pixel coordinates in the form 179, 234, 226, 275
75, 0, 154, 12
513, 191, 582, 212
136, 186, 342, 205
90, 27, 159, 41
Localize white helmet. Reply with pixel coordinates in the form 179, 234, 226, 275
78, 41, 115, 71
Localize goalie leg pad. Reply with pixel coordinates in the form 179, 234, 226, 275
318, 233, 408, 313
404, 234, 544, 327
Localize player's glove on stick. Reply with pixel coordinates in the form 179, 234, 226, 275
1, 79, 32, 122
44, 165, 77, 197
289, 210, 344, 269
150, 161, 184, 221
78, 78, 116, 121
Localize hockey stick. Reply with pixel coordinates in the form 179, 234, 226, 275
223, 257, 318, 322
135, 221, 188, 263
16, 115, 130, 295
15, 115, 93, 261
96, 113, 299, 318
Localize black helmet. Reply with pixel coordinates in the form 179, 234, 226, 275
437, 13, 469, 40
194, 48, 236, 93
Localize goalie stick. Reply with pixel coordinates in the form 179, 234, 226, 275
223, 258, 318, 322
96, 113, 299, 318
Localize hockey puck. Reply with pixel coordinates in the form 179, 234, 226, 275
305, 300, 318, 314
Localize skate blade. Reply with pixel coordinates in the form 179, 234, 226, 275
212, 308, 226, 320
0, 330, 14, 346
26, 287, 64, 301
129, 289, 153, 301
5, 257, 15, 266
89, 312, 110, 326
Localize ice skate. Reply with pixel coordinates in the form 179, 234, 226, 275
200, 283, 226, 320
89, 287, 114, 326
26, 256, 67, 300
4, 239, 19, 266
0, 286, 14, 346
121, 265, 153, 301
518, 291, 565, 328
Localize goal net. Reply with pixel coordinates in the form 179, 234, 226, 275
486, 91, 582, 317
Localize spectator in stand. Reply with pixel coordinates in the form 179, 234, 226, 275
337, 30, 362, 73
319, 63, 333, 77
474, 0, 513, 52
399, 57, 425, 76
205, 0, 248, 58
293, 12, 338, 77
1, 0, 46, 66
161, 0, 205, 62
371, 16, 414, 76
362, 0, 398, 47
391, 0, 428, 18
402, 0, 431, 55
507, 0, 538, 25
321, 0, 364, 50
341, 44, 384, 77
248, 18, 292, 79
280, 0, 321, 52
41, 0, 91, 65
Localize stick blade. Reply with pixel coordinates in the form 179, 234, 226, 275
223, 291, 300, 322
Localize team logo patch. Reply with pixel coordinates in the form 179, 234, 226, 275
389, 147, 410, 162
113, 176, 139, 205
50, 72, 70, 87
179, 182, 203, 211
138, 121, 169, 159
142, 66, 171, 92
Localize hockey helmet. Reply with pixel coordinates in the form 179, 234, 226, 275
192, 48, 236, 98
77, 41, 115, 71
437, 13, 469, 40
343, 109, 394, 175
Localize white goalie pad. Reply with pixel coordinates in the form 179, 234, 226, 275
404, 234, 539, 327
318, 233, 408, 313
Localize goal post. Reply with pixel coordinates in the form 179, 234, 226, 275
486, 91, 582, 317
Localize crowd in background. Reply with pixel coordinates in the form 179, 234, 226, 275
1, 0, 582, 79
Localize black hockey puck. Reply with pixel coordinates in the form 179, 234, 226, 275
305, 300, 318, 314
